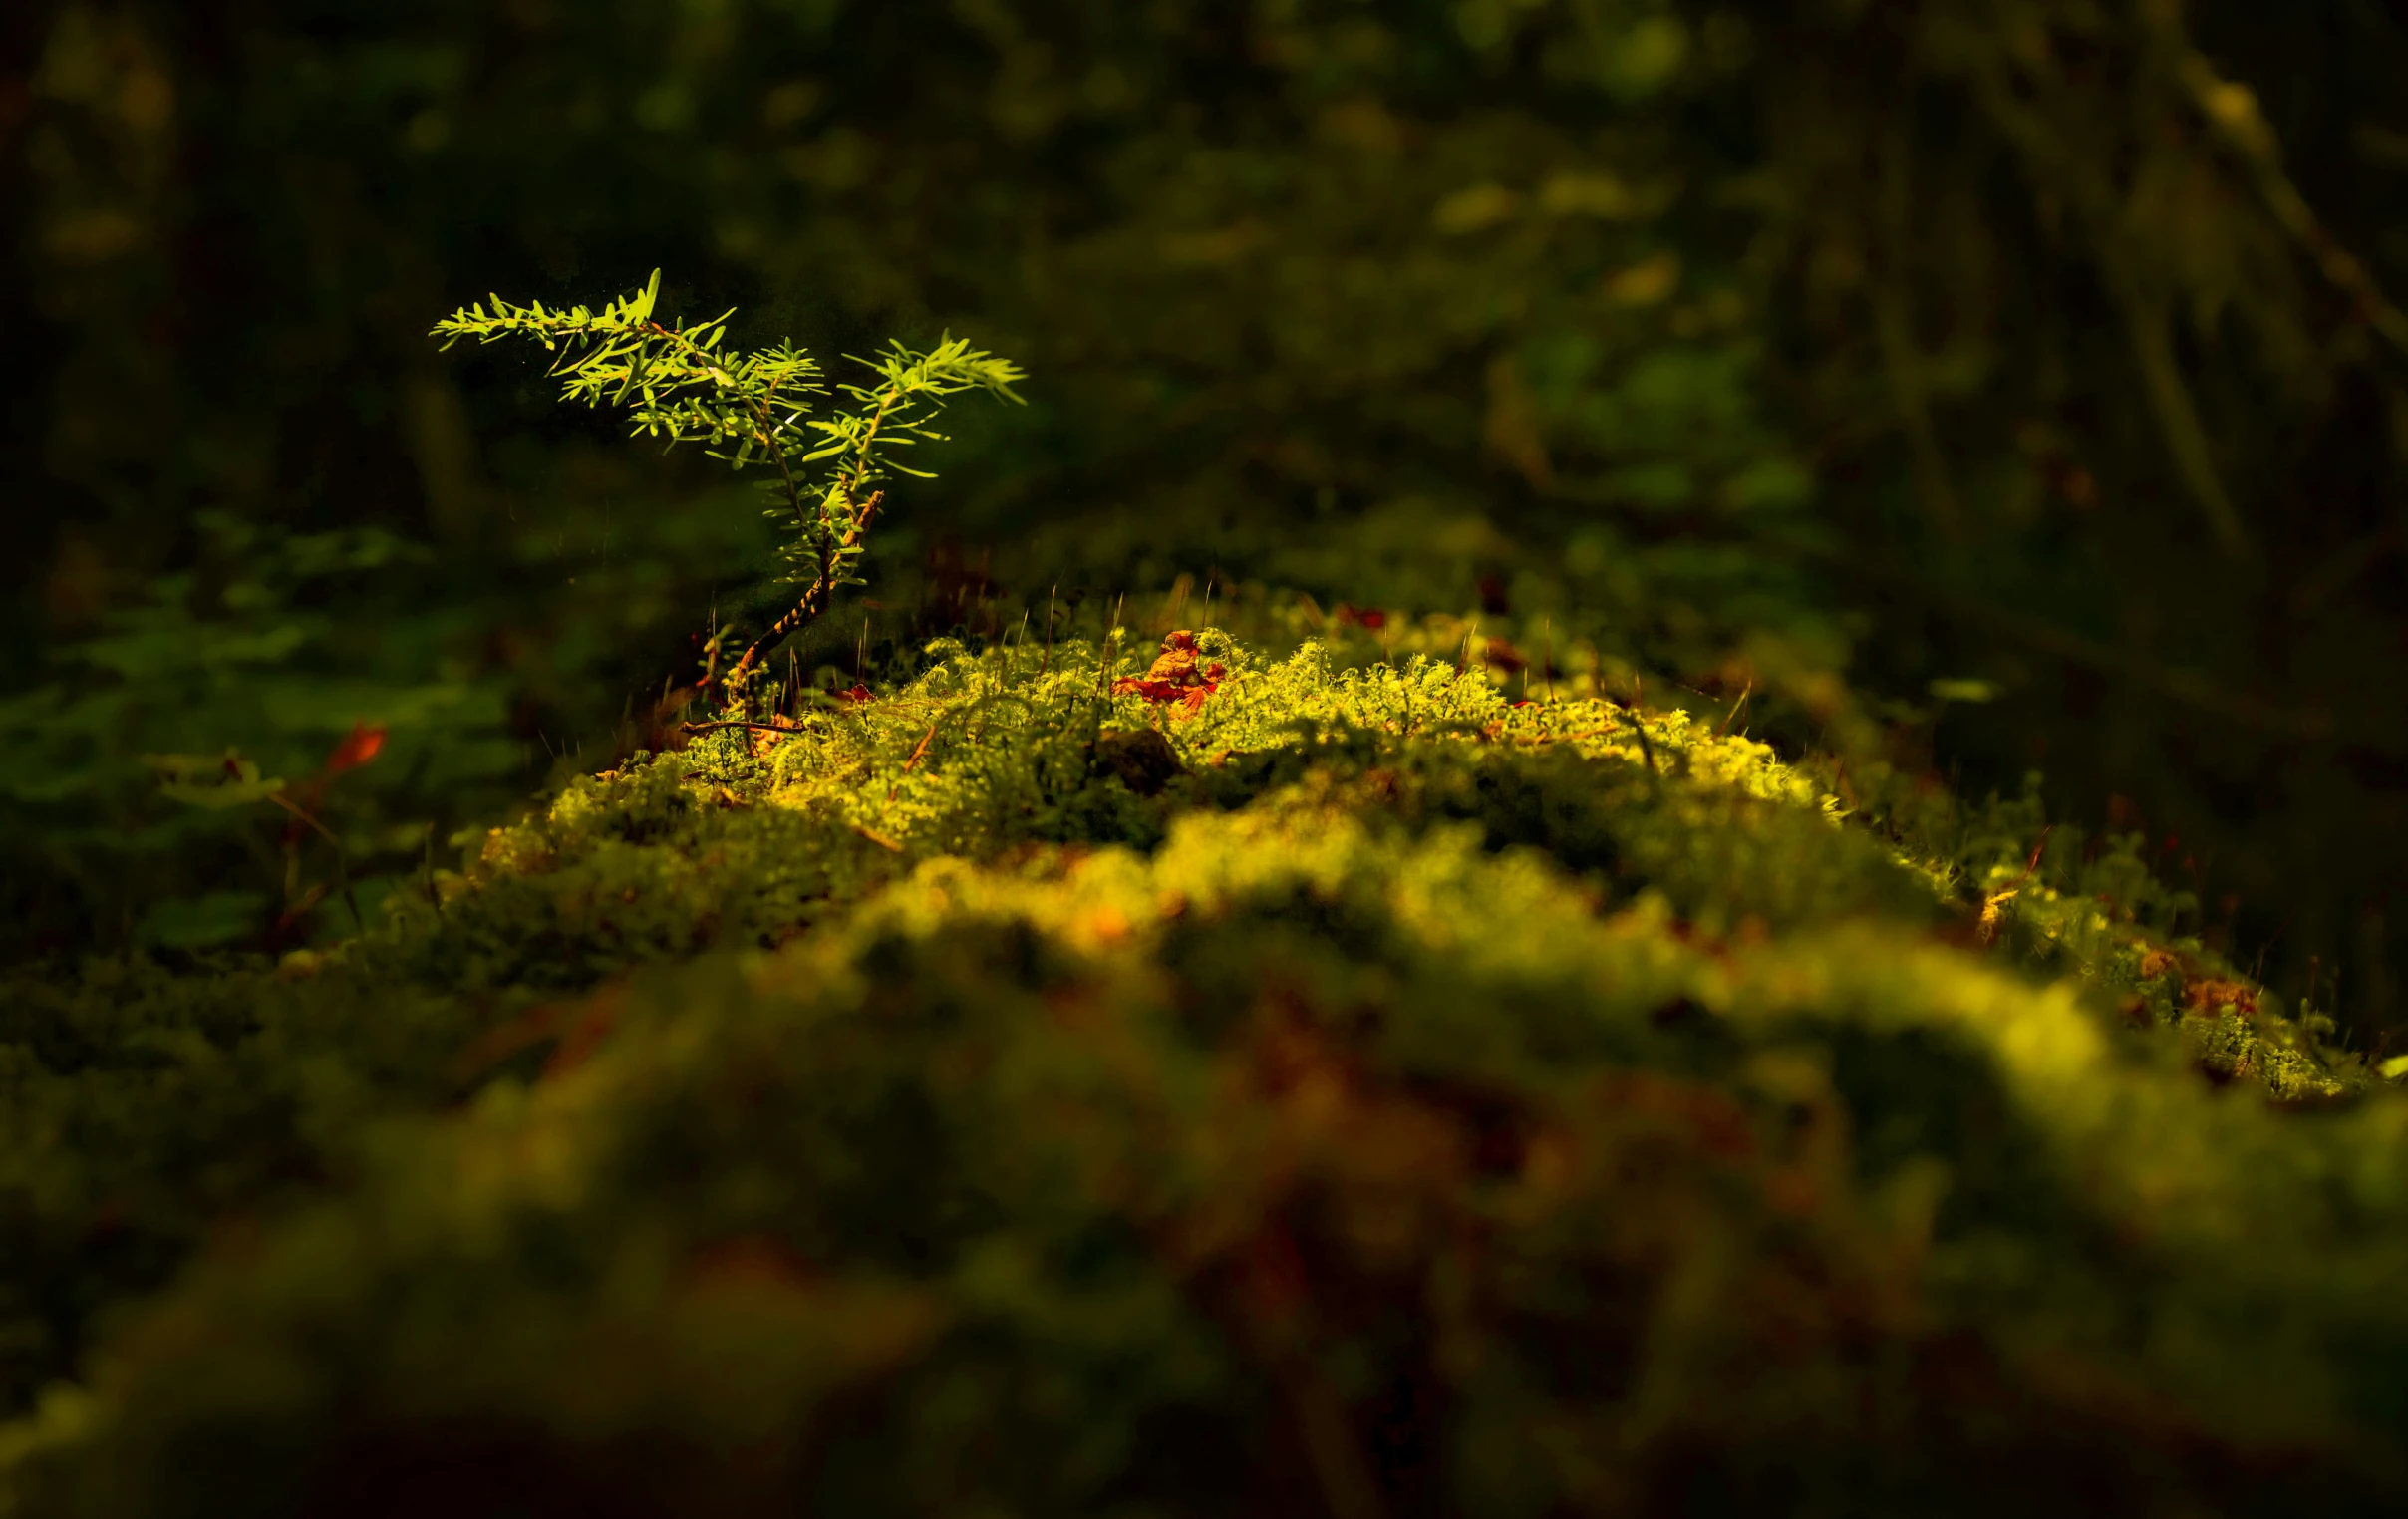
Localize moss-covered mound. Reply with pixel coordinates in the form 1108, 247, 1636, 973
4, 634, 2398, 1517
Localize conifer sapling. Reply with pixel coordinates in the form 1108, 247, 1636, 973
431, 270, 1025, 699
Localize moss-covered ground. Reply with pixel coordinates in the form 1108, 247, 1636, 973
4, 631, 2401, 1516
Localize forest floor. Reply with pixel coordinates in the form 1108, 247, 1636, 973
5, 629, 2403, 1517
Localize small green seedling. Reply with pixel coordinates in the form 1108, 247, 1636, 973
432, 270, 1024, 687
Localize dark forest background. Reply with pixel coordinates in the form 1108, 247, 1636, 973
3, 0, 2404, 1042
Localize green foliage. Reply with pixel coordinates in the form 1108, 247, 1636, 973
4, 630, 2391, 1515
9, 4, 2408, 1503
0, 275, 1018, 962
433, 273, 1023, 683
0, 513, 516, 954
23, 0, 2408, 1019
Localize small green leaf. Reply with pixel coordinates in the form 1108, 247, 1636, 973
1929, 678, 2002, 704
140, 891, 270, 950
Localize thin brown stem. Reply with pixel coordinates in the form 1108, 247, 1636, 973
616, 330, 928, 709
1714, 682, 1752, 739
837, 385, 903, 505
725, 488, 885, 686
268, 791, 341, 847
887, 719, 942, 803
681, 720, 802, 737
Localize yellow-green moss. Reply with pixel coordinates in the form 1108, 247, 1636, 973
2, 633, 2391, 1516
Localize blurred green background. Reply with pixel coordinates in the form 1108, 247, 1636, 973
3, 0, 2404, 1040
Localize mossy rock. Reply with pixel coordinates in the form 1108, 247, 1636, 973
3, 634, 2397, 1517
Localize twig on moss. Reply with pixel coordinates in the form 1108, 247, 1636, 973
887, 720, 942, 803
681, 720, 800, 737
852, 822, 905, 853
1512, 725, 1621, 748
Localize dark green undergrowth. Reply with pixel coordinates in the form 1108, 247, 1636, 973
3, 634, 2399, 1517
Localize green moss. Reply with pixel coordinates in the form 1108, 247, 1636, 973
3, 633, 2394, 1515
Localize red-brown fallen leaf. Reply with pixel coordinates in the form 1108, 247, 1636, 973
2184, 978, 2259, 1018
1114, 679, 1186, 704
1113, 631, 1225, 719
323, 722, 387, 777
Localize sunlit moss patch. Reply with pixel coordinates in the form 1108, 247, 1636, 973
2, 633, 2392, 1516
